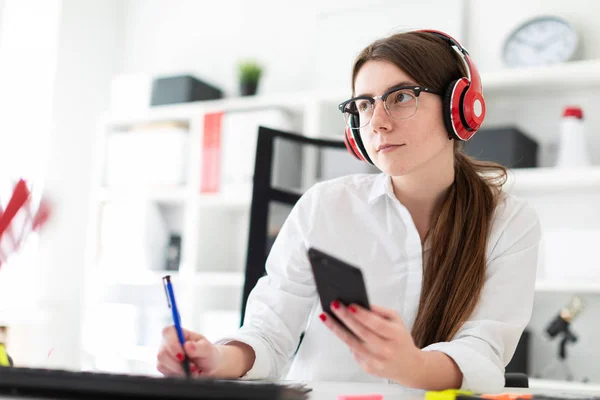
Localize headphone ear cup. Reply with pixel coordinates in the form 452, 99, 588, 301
443, 80, 459, 140
443, 78, 471, 141
344, 127, 362, 160
344, 114, 374, 165
350, 130, 373, 166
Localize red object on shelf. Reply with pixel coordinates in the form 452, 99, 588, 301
0, 179, 52, 267
201, 111, 224, 193
562, 106, 583, 119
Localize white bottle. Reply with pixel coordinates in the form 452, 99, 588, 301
555, 106, 591, 168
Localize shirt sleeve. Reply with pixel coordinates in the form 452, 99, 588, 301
421, 198, 541, 393
213, 183, 322, 380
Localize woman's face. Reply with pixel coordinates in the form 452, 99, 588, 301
353, 60, 453, 177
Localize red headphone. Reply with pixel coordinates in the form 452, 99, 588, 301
342, 29, 485, 165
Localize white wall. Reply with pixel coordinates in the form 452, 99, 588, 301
32, 0, 123, 370
119, 0, 464, 96
467, 0, 600, 72
0, 1, 5, 38
0, 0, 62, 367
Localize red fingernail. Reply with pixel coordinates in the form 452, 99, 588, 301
176, 353, 184, 361
332, 300, 340, 309
190, 365, 196, 372
349, 305, 357, 314
319, 313, 327, 322
197, 369, 202, 374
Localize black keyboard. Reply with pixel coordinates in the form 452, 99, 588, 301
0, 366, 310, 399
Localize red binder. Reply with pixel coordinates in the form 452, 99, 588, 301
200, 111, 224, 193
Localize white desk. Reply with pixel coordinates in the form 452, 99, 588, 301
304, 381, 600, 400
306, 381, 424, 399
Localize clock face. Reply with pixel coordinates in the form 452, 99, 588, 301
503, 16, 578, 68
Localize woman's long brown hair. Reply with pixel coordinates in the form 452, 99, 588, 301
351, 31, 508, 348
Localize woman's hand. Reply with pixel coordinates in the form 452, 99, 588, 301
157, 326, 221, 377
320, 301, 423, 387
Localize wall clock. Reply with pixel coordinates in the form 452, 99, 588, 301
503, 16, 579, 68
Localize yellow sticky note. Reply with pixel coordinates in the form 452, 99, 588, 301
0, 344, 10, 367
425, 389, 473, 400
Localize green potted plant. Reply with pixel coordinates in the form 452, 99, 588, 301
238, 60, 263, 96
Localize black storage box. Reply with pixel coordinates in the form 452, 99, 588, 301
463, 126, 538, 168
150, 75, 223, 106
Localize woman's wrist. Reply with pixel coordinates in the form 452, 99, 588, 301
398, 348, 463, 390
393, 346, 427, 388
214, 342, 256, 379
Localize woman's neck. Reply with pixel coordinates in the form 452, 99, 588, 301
391, 153, 455, 243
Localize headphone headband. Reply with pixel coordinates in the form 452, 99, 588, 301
418, 30, 481, 94
343, 29, 486, 164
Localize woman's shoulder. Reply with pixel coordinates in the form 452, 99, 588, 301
488, 191, 542, 256
493, 191, 539, 226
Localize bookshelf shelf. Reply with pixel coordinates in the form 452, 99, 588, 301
103, 92, 312, 127
192, 271, 245, 287
505, 167, 600, 193
97, 186, 189, 204
95, 187, 253, 209
195, 193, 252, 209
535, 280, 600, 294
89, 270, 244, 288
481, 59, 600, 94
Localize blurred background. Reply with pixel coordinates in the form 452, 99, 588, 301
0, 0, 599, 392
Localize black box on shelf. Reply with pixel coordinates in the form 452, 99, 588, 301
150, 75, 223, 106
165, 234, 182, 271
463, 126, 538, 168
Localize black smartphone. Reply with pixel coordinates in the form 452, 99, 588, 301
307, 247, 370, 333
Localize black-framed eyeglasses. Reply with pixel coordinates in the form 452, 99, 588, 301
338, 85, 442, 129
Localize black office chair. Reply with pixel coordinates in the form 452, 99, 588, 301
240, 126, 347, 323
240, 126, 529, 389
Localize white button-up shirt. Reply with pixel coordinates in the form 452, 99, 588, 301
216, 173, 541, 392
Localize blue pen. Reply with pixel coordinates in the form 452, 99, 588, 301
162, 275, 191, 378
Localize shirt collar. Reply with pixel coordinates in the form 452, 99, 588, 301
368, 173, 395, 204
368, 173, 433, 252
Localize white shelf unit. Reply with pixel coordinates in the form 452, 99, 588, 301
506, 166, 600, 193
535, 281, 600, 294
82, 60, 600, 374
82, 93, 338, 374
481, 59, 600, 93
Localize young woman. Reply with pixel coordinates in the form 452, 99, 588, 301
156, 30, 541, 392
